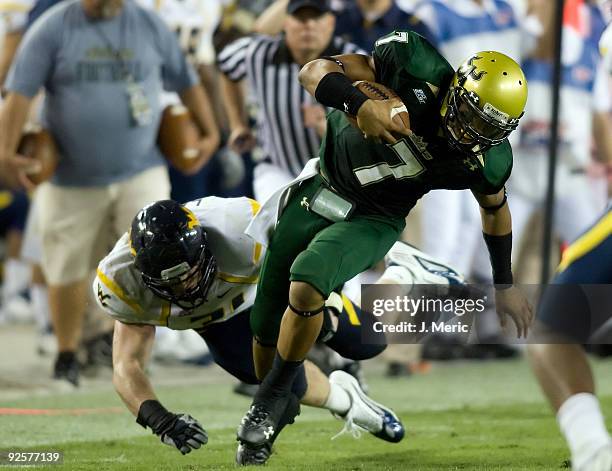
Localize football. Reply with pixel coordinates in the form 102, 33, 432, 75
347, 81, 410, 133
157, 104, 202, 174
17, 127, 59, 185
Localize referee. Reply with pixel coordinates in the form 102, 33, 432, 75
217, 0, 363, 202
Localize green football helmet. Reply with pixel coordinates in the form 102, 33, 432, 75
441, 51, 528, 154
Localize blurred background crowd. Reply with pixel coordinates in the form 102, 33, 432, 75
0, 0, 610, 388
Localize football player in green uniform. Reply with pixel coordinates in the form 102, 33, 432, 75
237, 29, 534, 462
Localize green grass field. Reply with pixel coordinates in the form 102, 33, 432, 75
2, 358, 612, 470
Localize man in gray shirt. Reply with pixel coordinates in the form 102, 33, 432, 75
0, 0, 219, 386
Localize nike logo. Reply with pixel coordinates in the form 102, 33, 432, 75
217, 288, 232, 298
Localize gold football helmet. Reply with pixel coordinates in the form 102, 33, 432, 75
441, 51, 528, 154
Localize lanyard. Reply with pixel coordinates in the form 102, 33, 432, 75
88, 10, 131, 81
87, 8, 153, 127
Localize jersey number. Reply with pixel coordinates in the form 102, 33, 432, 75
353, 139, 425, 186
375, 31, 409, 47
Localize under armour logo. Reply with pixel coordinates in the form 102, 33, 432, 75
463, 158, 478, 171
263, 426, 274, 439
343, 102, 349, 113
300, 197, 310, 211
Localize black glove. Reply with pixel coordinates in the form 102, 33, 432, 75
137, 400, 208, 455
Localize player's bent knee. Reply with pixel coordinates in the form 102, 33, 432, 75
288, 281, 324, 316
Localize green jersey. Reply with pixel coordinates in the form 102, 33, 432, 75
319, 30, 513, 218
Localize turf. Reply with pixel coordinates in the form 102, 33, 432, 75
2, 358, 611, 470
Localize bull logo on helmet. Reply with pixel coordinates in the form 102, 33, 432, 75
458, 55, 487, 85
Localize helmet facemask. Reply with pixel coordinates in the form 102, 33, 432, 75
443, 85, 521, 155
140, 243, 218, 310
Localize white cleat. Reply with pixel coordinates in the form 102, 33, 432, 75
329, 370, 404, 443
574, 441, 612, 471
384, 241, 466, 286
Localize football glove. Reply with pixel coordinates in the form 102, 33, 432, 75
137, 400, 208, 455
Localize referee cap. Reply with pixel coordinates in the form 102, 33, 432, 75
287, 0, 331, 15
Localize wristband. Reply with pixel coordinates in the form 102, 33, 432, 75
314, 72, 369, 116
137, 399, 174, 434
482, 232, 513, 288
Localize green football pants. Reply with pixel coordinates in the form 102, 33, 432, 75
250, 175, 405, 345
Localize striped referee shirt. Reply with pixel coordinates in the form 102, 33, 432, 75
218, 34, 364, 177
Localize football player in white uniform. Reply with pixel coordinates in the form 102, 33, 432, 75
96, 196, 472, 464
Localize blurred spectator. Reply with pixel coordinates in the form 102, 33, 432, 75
334, 0, 434, 51
406, 0, 532, 352
509, 0, 611, 267
413, 0, 531, 284
253, 0, 433, 51
0, 0, 34, 87
0, 0, 219, 386
218, 0, 362, 203
139, 0, 245, 202
0, 188, 30, 323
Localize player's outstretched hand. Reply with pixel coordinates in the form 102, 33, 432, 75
494, 286, 534, 339
138, 400, 208, 456
159, 414, 208, 455
356, 98, 411, 144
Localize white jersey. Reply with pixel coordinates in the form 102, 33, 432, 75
137, 0, 223, 65
94, 196, 264, 331
515, 5, 609, 165
412, 0, 525, 68
0, 0, 34, 33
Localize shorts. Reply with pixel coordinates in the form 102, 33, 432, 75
537, 208, 612, 342
0, 190, 28, 236
250, 175, 405, 344
38, 166, 170, 285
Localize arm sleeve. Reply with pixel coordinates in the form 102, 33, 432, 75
217, 35, 253, 82
4, 9, 58, 97
93, 273, 144, 325
373, 29, 452, 87
471, 140, 513, 195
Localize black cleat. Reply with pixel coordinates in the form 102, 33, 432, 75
236, 393, 300, 464
53, 352, 80, 387
235, 441, 272, 466
237, 404, 279, 447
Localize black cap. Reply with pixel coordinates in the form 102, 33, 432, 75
287, 0, 331, 15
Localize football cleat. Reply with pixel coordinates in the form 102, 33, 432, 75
329, 370, 404, 443
235, 441, 272, 466
237, 404, 280, 448
573, 441, 612, 471
236, 393, 300, 465
384, 241, 465, 286
53, 353, 79, 387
